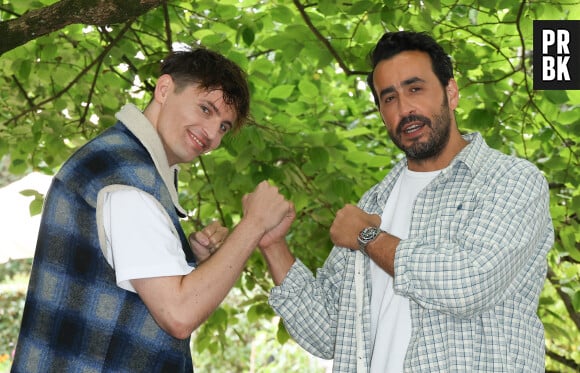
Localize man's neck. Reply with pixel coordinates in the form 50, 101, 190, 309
407, 134, 469, 172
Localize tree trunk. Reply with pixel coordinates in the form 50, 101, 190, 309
0, 0, 165, 56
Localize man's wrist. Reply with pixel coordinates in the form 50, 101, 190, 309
366, 231, 384, 255
237, 218, 267, 238
258, 238, 286, 252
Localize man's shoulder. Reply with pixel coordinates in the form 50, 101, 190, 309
484, 147, 543, 179
54, 123, 158, 195
62, 123, 148, 168
464, 133, 545, 180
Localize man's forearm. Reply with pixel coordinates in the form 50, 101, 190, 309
132, 218, 266, 338
366, 231, 399, 276
260, 240, 296, 286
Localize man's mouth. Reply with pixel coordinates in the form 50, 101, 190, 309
397, 115, 431, 136
189, 131, 208, 150
403, 123, 425, 134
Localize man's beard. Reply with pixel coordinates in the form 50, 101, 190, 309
388, 97, 452, 161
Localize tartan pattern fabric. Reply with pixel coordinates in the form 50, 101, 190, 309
12, 121, 193, 372
270, 132, 553, 372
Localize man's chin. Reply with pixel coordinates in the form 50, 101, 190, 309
404, 142, 438, 160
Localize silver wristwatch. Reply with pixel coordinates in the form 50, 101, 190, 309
357, 226, 381, 256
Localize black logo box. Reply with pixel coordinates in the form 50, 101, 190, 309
533, 20, 580, 90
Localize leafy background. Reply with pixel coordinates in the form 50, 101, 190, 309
1, 0, 579, 371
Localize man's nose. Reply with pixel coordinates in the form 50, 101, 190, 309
203, 122, 223, 150
397, 94, 416, 117
206, 121, 221, 140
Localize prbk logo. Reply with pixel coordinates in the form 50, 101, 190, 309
533, 21, 579, 90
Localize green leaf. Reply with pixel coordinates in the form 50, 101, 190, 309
270, 5, 295, 23
215, 4, 238, 20
29, 197, 44, 216
307, 146, 329, 169
298, 78, 319, 98
338, 127, 373, 139
241, 26, 255, 46
9, 159, 27, 175
318, 0, 339, 15
465, 109, 495, 130
16, 59, 32, 80
19, 189, 41, 197
560, 226, 580, 262
276, 319, 290, 344
573, 291, 580, 312
543, 321, 572, 341
347, 1, 375, 15
544, 90, 569, 105
208, 307, 228, 325
268, 84, 295, 100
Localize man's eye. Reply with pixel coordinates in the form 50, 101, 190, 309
220, 123, 231, 132
201, 105, 210, 114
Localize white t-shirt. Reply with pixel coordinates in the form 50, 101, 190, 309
101, 188, 194, 293
370, 167, 440, 373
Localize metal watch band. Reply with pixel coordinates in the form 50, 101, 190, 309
359, 243, 369, 257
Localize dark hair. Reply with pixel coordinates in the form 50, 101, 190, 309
366, 31, 454, 106
160, 47, 251, 129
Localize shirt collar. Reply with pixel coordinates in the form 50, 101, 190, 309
445, 132, 487, 176
115, 103, 187, 216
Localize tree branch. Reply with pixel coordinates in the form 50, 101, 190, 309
292, 0, 368, 76
3, 22, 134, 128
0, 0, 165, 56
11, 75, 35, 108
198, 156, 227, 226
78, 51, 105, 131
547, 267, 580, 331
162, 2, 173, 52
546, 349, 580, 371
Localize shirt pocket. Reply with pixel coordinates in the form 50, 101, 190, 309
437, 198, 478, 241
453, 199, 478, 230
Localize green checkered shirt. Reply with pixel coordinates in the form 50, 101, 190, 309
270, 132, 553, 372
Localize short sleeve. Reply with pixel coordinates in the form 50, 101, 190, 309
101, 188, 193, 292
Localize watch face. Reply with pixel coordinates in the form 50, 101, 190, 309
359, 227, 379, 242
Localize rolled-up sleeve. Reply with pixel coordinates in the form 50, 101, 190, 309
394, 159, 553, 318
269, 249, 349, 359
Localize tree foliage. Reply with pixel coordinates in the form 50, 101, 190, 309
1, 0, 579, 370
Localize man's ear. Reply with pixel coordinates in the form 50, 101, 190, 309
446, 78, 459, 110
154, 74, 173, 103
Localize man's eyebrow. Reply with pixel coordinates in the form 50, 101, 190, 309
402, 76, 425, 86
378, 76, 426, 99
379, 85, 396, 99
204, 100, 220, 115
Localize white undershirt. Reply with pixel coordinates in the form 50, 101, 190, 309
101, 188, 194, 293
370, 167, 440, 373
